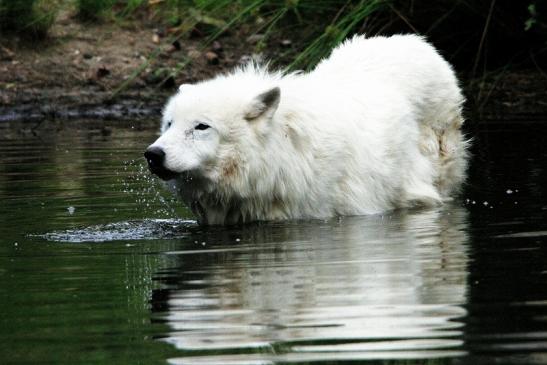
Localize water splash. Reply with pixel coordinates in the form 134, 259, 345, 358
36, 218, 196, 243
120, 158, 182, 218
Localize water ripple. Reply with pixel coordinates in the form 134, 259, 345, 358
36, 219, 196, 243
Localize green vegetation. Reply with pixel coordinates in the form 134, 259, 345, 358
77, 0, 116, 21
3, 1, 546, 65
114, 0, 393, 70
2, 1, 545, 66
0, 0, 58, 39
113, 0, 547, 96
1, 1, 545, 96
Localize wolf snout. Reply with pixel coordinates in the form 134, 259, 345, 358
145, 146, 165, 167
144, 146, 176, 180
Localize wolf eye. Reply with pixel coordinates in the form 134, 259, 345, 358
195, 123, 210, 131
166, 121, 172, 128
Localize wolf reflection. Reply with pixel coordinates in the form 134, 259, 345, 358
152, 205, 470, 355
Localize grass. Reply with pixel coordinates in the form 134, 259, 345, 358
104, 0, 547, 95
0, 0, 58, 39
1, 0, 545, 100
286, 0, 388, 70
110, 0, 392, 94
77, 0, 116, 21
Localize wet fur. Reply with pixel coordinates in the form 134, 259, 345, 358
151, 34, 468, 225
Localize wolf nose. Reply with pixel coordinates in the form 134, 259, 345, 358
144, 146, 165, 170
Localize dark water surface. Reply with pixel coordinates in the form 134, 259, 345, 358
1, 118, 546, 364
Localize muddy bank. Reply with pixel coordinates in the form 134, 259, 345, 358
0, 10, 255, 123
1, 11, 546, 123
2, 72, 545, 124
0, 99, 163, 123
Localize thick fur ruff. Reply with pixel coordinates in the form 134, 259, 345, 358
149, 34, 468, 225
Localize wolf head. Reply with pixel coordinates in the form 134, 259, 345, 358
144, 69, 281, 192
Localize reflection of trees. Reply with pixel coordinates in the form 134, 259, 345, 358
152, 206, 470, 362
0, 120, 164, 234
0, 234, 180, 363
0, 123, 70, 233
0, 120, 182, 363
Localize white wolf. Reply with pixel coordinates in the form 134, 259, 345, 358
145, 34, 468, 225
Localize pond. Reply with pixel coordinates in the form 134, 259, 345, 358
1, 117, 546, 364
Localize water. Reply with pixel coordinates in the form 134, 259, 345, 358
0, 117, 546, 364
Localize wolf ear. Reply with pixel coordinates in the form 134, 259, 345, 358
244, 87, 280, 121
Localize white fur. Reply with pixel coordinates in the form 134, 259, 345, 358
149, 34, 468, 225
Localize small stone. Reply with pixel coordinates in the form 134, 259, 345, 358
238, 53, 263, 65
83, 53, 93, 60
0, 45, 15, 61
246, 34, 264, 44
171, 40, 181, 51
239, 54, 252, 64
190, 27, 203, 39
187, 49, 201, 59
165, 43, 180, 54
96, 66, 110, 78
205, 51, 219, 65
280, 39, 292, 47
212, 41, 223, 53
155, 27, 166, 37
152, 34, 160, 44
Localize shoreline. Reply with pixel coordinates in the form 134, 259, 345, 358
1, 12, 546, 123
